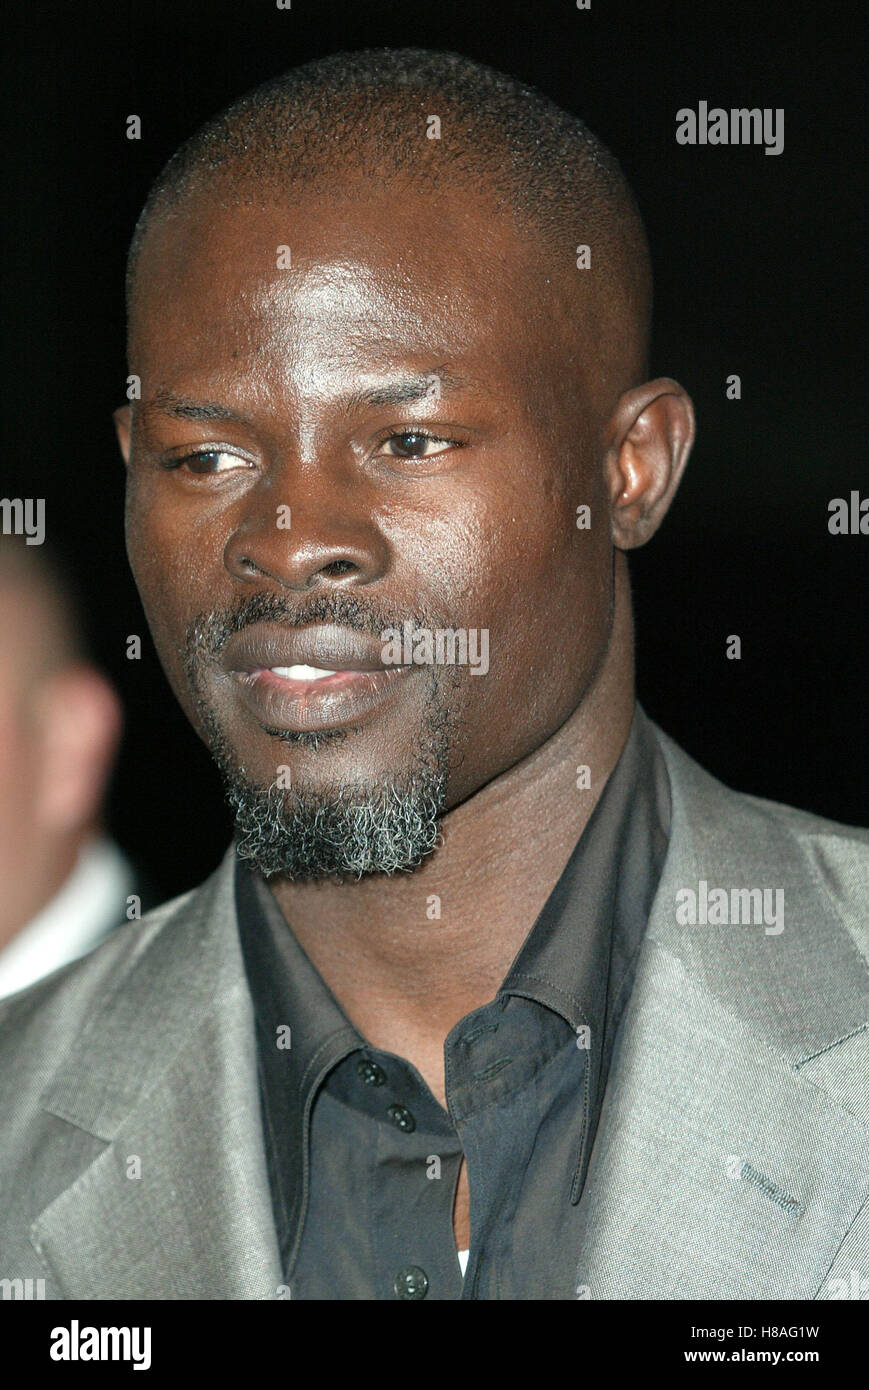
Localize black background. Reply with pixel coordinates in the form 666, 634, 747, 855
2, 0, 865, 900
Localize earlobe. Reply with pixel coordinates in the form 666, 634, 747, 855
606, 379, 695, 551
113, 405, 132, 466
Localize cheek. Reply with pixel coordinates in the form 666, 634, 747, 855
440, 467, 613, 759
440, 462, 609, 666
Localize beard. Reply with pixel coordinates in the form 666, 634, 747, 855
183, 591, 456, 883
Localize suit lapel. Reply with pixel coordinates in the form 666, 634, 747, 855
576, 722, 869, 1298
31, 850, 283, 1299
577, 941, 869, 1297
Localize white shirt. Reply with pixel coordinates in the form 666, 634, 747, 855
458, 1249, 469, 1277
0, 837, 134, 1000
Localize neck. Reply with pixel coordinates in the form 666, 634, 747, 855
268, 560, 636, 1080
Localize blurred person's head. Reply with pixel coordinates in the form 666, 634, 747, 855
0, 538, 123, 950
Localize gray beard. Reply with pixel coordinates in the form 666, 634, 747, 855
183, 594, 455, 883
226, 763, 448, 881
211, 703, 451, 882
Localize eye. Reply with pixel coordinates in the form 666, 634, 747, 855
170, 449, 252, 475
380, 431, 454, 459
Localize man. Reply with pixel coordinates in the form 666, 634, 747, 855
0, 538, 135, 1000
0, 49, 866, 1300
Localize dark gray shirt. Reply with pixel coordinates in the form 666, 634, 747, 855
236, 702, 671, 1299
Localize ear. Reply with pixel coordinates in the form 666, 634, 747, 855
603, 378, 695, 550
35, 666, 123, 833
114, 404, 132, 467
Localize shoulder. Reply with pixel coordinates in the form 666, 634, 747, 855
0, 853, 232, 1077
644, 718, 869, 1061
734, 789, 869, 964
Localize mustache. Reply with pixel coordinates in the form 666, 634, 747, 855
184, 590, 435, 666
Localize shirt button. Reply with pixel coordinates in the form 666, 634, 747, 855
394, 1265, 429, 1300
387, 1103, 416, 1132
356, 1059, 386, 1086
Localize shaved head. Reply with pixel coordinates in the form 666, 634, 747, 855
127, 47, 652, 399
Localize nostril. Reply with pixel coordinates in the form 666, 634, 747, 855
321, 559, 356, 577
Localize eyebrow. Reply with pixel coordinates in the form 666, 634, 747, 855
340, 368, 480, 411
141, 368, 481, 425
142, 392, 250, 423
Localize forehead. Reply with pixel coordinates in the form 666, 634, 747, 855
129, 179, 576, 389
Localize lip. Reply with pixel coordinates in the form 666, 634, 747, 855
218, 622, 415, 733
230, 665, 414, 732
221, 621, 396, 675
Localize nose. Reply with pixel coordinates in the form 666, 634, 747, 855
223, 462, 391, 591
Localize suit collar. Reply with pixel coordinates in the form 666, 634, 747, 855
33, 847, 283, 1299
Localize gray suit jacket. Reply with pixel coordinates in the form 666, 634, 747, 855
1, 721, 867, 1300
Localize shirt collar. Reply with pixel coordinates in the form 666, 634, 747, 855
236, 859, 360, 1110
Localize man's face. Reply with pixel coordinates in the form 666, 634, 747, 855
119, 177, 615, 876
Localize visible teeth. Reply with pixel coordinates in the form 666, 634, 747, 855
271, 664, 338, 680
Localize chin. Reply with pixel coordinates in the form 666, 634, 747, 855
227, 766, 448, 882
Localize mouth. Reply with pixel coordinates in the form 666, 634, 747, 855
217, 622, 416, 734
